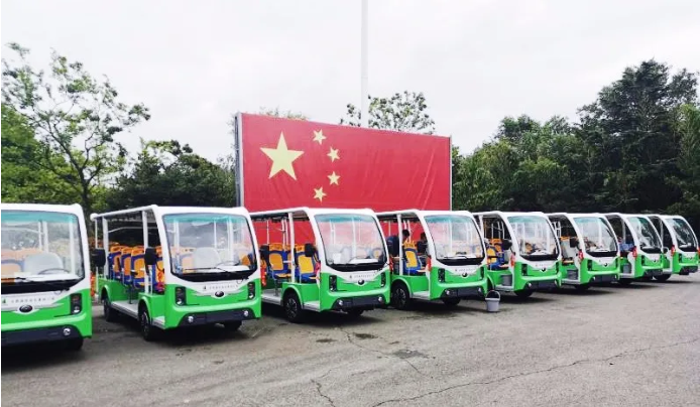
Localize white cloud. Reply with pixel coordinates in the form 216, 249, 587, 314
2, 0, 699, 159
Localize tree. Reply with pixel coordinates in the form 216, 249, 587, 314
258, 107, 308, 120
1, 104, 78, 204
1, 43, 150, 213
106, 140, 235, 209
340, 91, 436, 134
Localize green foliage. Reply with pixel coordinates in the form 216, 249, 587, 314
454, 60, 700, 230
1, 104, 78, 204
1, 43, 150, 213
258, 107, 308, 120
106, 140, 235, 209
340, 91, 435, 134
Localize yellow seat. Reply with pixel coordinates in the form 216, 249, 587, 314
297, 254, 314, 273
181, 256, 194, 273
405, 250, 420, 268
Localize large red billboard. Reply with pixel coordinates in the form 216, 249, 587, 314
235, 113, 451, 212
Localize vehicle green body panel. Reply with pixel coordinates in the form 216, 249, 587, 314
392, 266, 488, 300
487, 262, 560, 292
265, 270, 390, 312
560, 258, 620, 285
664, 251, 700, 274
99, 277, 261, 329
1, 288, 93, 338
620, 254, 664, 279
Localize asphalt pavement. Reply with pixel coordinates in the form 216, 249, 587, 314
2, 278, 700, 407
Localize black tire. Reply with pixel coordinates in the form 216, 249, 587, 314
102, 291, 118, 323
65, 337, 84, 351
514, 289, 533, 298
574, 284, 591, 292
391, 282, 410, 310
442, 298, 461, 307
654, 274, 671, 282
346, 309, 364, 318
139, 306, 159, 342
223, 321, 242, 331
283, 291, 305, 323
618, 278, 633, 286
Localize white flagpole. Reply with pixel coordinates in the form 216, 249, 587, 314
360, 0, 369, 127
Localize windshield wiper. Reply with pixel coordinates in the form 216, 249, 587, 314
181, 267, 252, 279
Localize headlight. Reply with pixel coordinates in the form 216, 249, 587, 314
175, 286, 186, 305
70, 293, 82, 314
329, 275, 337, 291
437, 269, 445, 282
248, 282, 256, 299
380, 272, 386, 287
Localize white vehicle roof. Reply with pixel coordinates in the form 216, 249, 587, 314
475, 210, 549, 219
91, 205, 251, 221
1, 203, 85, 217
376, 209, 476, 220
250, 207, 377, 220
547, 212, 609, 219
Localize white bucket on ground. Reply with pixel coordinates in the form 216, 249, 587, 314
485, 290, 501, 313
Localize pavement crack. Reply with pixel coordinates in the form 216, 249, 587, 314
371, 337, 700, 407
338, 326, 432, 379
312, 379, 336, 407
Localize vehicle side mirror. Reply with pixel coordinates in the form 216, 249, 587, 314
144, 247, 158, 266
502, 239, 512, 251
304, 243, 316, 258
92, 248, 106, 268
483, 238, 490, 247
569, 238, 579, 249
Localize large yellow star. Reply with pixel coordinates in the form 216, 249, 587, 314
313, 130, 326, 145
260, 133, 304, 180
313, 187, 326, 202
328, 171, 340, 186
327, 147, 340, 162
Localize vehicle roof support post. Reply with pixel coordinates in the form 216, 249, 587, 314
102, 218, 109, 279
142, 211, 150, 295
227, 218, 235, 260
352, 217, 357, 259
288, 213, 296, 284
398, 214, 404, 276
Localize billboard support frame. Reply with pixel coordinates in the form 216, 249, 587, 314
234, 111, 245, 207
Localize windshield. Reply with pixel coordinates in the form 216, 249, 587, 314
628, 217, 662, 251
425, 215, 484, 265
573, 217, 618, 256
2, 210, 85, 286
669, 218, 698, 251
316, 214, 386, 271
507, 215, 559, 260
164, 213, 256, 281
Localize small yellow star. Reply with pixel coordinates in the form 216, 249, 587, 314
313, 187, 326, 202
312, 130, 326, 145
327, 147, 340, 162
260, 133, 304, 180
328, 171, 340, 186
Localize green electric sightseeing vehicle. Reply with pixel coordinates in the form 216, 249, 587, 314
648, 214, 699, 280
604, 213, 664, 284
250, 207, 390, 322
376, 210, 488, 309
2, 203, 95, 350
92, 205, 261, 341
548, 213, 621, 290
474, 211, 561, 297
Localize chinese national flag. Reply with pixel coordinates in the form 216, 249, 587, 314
237, 113, 451, 212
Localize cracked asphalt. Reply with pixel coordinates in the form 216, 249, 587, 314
3, 278, 700, 407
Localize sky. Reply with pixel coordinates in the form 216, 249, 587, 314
2, 0, 700, 161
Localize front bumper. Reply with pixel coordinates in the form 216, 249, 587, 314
440, 286, 485, 300
177, 308, 256, 327
589, 273, 618, 284
680, 265, 698, 275
330, 294, 386, 311
643, 268, 665, 277
2, 325, 82, 347
523, 279, 558, 291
